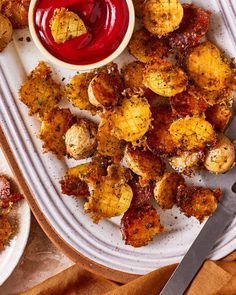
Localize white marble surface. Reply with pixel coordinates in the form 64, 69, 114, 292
0, 215, 73, 295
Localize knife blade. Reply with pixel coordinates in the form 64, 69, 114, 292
159, 184, 236, 295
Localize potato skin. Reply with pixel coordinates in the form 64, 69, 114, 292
19, 62, 62, 117
204, 134, 235, 174
0, 13, 12, 52
205, 104, 232, 132
142, 0, 183, 37
147, 106, 177, 156
143, 59, 188, 97
186, 41, 233, 91
128, 28, 169, 63
169, 116, 216, 151
168, 4, 211, 50
40, 108, 75, 159
154, 172, 185, 209
129, 178, 154, 208
177, 185, 221, 222
124, 144, 165, 185
170, 86, 208, 117
121, 204, 163, 247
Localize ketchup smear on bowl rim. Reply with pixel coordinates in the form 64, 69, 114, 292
34, 0, 130, 66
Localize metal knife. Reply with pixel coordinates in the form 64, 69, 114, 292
160, 117, 236, 295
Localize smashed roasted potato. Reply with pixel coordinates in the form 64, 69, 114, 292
154, 172, 185, 210
121, 204, 164, 247
65, 73, 96, 112
170, 86, 209, 117
205, 104, 232, 132
65, 119, 97, 160
169, 117, 216, 151
122, 61, 145, 89
186, 41, 233, 91
143, 59, 188, 97
19, 62, 62, 117
84, 165, 133, 223
168, 3, 211, 50
128, 28, 169, 63
147, 106, 176, 156
50, 8, 87, 44
110, 93, 151, 142
170, 150, 205, 175
0, 13, 12, 52
124, 145, 165, 185
40, 108, 74, 159
142, 0, 183, 37
204, 134, 235, 174
0, 213, 12, 251
177, 185, 221, 222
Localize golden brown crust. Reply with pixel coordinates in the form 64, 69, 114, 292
205, 104, 232, 132
122, 61, 145, 89
19, 62, 62, 117
121, 204, 164, 247
0, 214, 12, 251
177, 185, 221, 222
60, 175, 90, 198
0, 13, 12, 52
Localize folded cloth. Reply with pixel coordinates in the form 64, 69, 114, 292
19, 251, 236, 295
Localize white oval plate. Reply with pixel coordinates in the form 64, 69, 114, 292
0, 148, 31, 286
0, 0, 235, 277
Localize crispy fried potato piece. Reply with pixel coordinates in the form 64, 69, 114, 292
121, 204, 163, 247
97, 116, 126, 162
0, 0, 30, 28
65, 120, 97, 160
142, 0, 183, 37
65, 73, 96, 113
40, 108, 74, 159
60, 175, 90, 198
124, 144, 165, 185
110, 94, 152, 142
186, 41, 233, 91
143, 59, 188, 97
129, 177, 154, 208
19, 62, 62, 117
169, 117, 216, 151
0, 214, 12, 251
177, 185, 221, 222
199, 87, 234, 106
205, 104, 232, 132
122, 61, 145, 89
204, 134, 235, 174
133, 0, 144, 17
170, 86, 208, 117
128, 28, 169, 63
169, 150, 205, 175
50, 8, 87, 44
154, 172, 185, 209
84, 165, 133, 223
169, 4, 211, 50
0, 13, 12, 52
147, 106, 176, 156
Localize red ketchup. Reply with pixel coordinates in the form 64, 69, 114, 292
34, 0, 129, 65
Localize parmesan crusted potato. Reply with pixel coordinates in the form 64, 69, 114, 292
121, 204, 163, 247
84, 165, 133, 223
205, 104, 232, 132
128, 28, 169, 63
0, 214, 12, 251
40, 108, 74, 159
204, 134, 235, 174
199, 87, 233, 106
124, 144, 165, 186
122, 61, 145, 89
143, 59, 188, 97
169, 150, 205, 175
186, 41, 233, 91
97, 117, 126, 161
142, 0, 183, 37
177, 185, 221, 222
169, 117, 216, 151
154, 172, 185, 209
110, 94, 152, 142
19, 62, 62, 117
65, 120, 97, 160
65, 73, 96, 113
50, 8, 87, 44
0, 13, 12, 52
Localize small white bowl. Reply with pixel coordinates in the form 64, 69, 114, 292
28, 0, 135, 71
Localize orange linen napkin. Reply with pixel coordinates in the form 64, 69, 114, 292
19, 252, 236, 295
